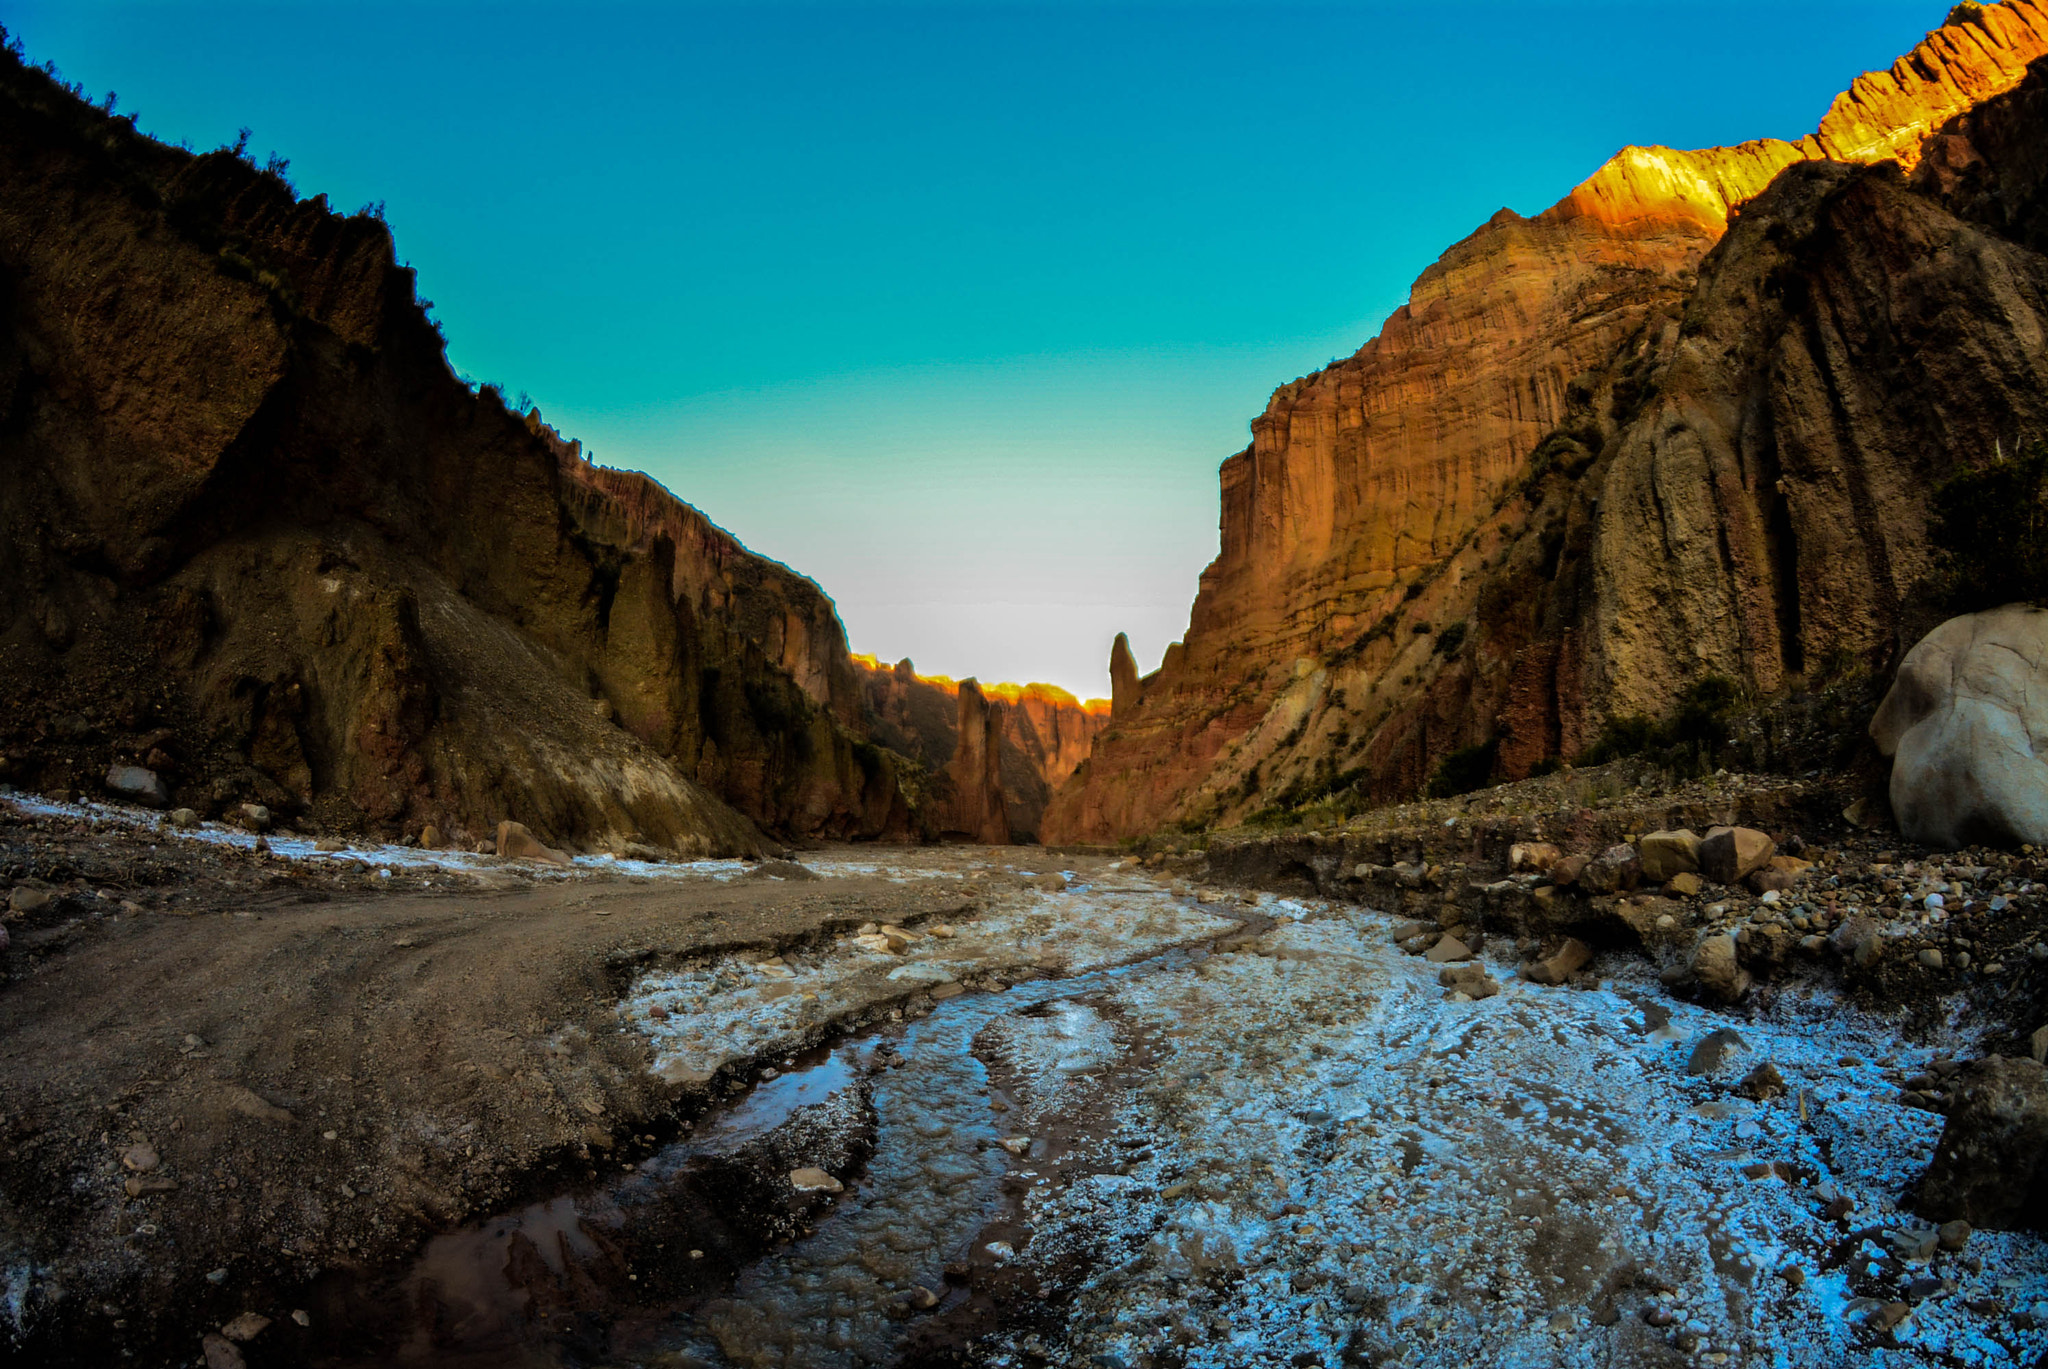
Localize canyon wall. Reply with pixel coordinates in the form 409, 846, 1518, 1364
1046, 1, 2048, 842
933, 680, 1010, 844
0, 49, 917, 854
854, 655, 1109, 839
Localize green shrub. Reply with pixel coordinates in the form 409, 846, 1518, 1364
1668, 673, 1740, 747
1432, 620, 1469, 657
1930, 443, 2048, 610
1579, 714, 1658, 766
1577, 673, 1743, 771
1426, 738, 1498, 798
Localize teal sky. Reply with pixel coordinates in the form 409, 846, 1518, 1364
6, 1, 1952, 698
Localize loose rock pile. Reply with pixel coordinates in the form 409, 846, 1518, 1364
1201, 768, 2048, 1236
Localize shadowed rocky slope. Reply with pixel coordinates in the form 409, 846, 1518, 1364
0, 46, 920, 854
1046, 1, 2048, 842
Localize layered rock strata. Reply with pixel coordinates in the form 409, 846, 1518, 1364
1046, 1, 2048, 842
0, 50, 915, 853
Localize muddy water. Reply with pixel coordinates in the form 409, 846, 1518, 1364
359, 893, 1253, 1369
389, 1049, 869, 1356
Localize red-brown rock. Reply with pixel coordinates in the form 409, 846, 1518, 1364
1046, 3, 2048, 842
852, 656, 1108, 840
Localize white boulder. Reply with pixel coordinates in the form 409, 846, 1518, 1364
1872, 604, 2048, 848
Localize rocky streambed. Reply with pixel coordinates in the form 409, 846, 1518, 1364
3, 789, 2046, 1367
316, 867, 2048, 1366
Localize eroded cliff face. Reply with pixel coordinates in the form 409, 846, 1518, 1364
853, 655, 1108, 839
1045, 1, 2048, 843
0, 51, 915, 853
932, 680, 1010, 844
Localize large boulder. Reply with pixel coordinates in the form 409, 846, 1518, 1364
1578, 843, 1641, 895
1638, 829, 1701, 882
1698, 826, 1774, 885
496, 820, 572, 866
1872, 605, 2048, 848
103, 764, 169, 808
1916, 1055, 2048, 1230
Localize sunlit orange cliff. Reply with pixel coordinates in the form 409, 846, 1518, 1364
1044, 0, 2048, 843
851, 654, 1109, 841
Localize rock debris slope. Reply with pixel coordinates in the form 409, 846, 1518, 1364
0, 45, 926, 854
1046, 1, 2048, 843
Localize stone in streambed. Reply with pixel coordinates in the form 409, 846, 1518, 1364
1424, 935, 1474, 963
1916, 1055, 2048, 1230
789, 1167, 843, 1193
1691, 933, 1751, 1002
1686, 1028, 1747, 1076
1439, 962, 1499, 999
1579, 844, 1641, 895
1522, 937, 1593, 986
1740, 1061, 1787, 1098
221, 1313, 271, 1342
104, 764, 169, 808
1830, 914, 1884, 969
202, 1335, 246, 1369
218, 1084, 294, 1125
7, 886, 51, 915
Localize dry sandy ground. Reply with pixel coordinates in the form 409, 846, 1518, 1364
0, 794, 1046, 1365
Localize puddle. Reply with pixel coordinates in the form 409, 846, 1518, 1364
690, 1052, 861, 1151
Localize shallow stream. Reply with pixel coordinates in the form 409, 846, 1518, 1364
349, 858, 2048, 1369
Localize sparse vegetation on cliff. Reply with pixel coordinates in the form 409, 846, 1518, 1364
1425, 737, 1499, 797
1931, 441, 2048, 611
1579, 674, 1743, 773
